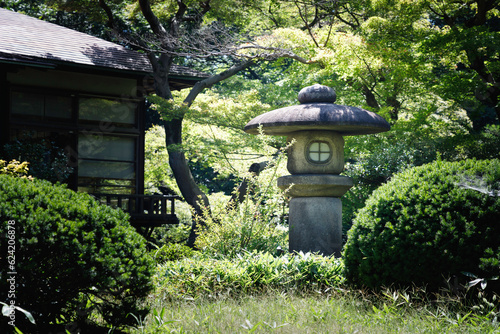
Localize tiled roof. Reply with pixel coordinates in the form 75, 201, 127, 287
0, 8, 207, 78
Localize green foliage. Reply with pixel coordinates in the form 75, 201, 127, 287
194, 190, 289, 258
442, 125, 500, 161
149, 95, 190, 122
418, 1, 500, 128
0, 160, 31, 179
188, 160, 239, 195
144, 94, 283, 197
188, 88, 274, 130
3, 139, 73, 183
154, 251, 344, 300
194, 146, 290, 257
0, 175, 154, 331
346, 138, 437, 188
152, 243, 197, 263
145, 121, 240, 196
144, 115, 290, 252
144, 125, 178, 196
343, 159, 500, 291
148, 215, 192, 247
342, 120, 444, 235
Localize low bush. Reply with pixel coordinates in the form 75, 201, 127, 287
195, 165, 289, 257
154, 251, 344, 300
343, 159, 500, 291
152, 243, 197, 263
0, 175, 154, 332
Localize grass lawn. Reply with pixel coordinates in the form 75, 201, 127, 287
131, 291, 500, 333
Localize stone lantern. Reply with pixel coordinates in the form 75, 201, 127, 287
244, 84, 390, 257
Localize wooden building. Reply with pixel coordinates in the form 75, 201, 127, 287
0, 8, 205, 231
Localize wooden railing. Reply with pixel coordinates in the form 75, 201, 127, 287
92, 193, 180, 227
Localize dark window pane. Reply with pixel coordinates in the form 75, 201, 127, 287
45, 95, 72, 119
12, 92, 72, 120
78, 161, 135, 179
79, 97, 136, 124
11, 92, 43, 116
78, 135, 135, 162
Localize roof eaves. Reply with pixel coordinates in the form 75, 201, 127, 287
0, 52, 57, 69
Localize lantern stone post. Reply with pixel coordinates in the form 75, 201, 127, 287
244, 84, 390, 257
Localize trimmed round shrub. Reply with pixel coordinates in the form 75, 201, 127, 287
343, 159, 500, 291
0, 175, 154, 331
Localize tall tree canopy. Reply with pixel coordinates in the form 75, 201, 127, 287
323, 0, 500, 128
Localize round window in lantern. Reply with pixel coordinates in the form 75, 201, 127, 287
307, 141, 332, 163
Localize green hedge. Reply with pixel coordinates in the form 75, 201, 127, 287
0, 175, 154, 331
343, 159, 500, 291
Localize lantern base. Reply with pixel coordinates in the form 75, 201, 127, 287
288, 197, 342, 257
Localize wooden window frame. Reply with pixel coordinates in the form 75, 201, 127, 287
7, 87, 145, 195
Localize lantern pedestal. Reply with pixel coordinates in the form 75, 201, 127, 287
278, 174, 352, 256
288, 197, 343, 257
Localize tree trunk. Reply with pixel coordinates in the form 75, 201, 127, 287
163, 118, 210, 247
361, 84, 380, 110
151, 55, 211, 248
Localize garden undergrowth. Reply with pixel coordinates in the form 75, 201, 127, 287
130, 251, 500, 334
152, 251, 344, 301
134, 287, 500, 334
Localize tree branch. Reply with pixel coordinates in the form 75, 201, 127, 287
323, 17, 335, 47
294, 0, 320, 47
183, 60, 256, 106
98, 0, 115, 29
138, 0, 168, 38
235, 45, 316, 63
334, 3, 362, 29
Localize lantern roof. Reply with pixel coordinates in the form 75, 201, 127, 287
244, 84, 390, 136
